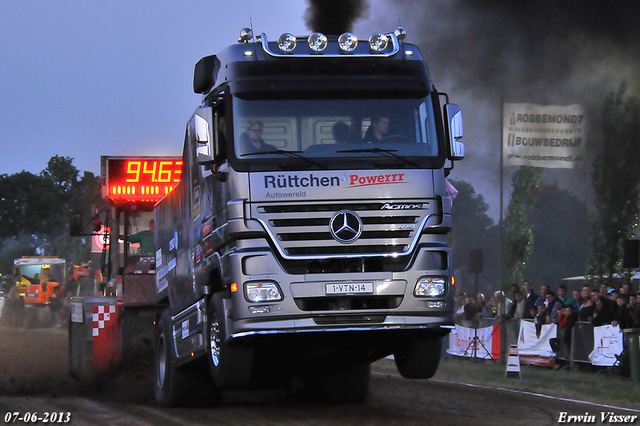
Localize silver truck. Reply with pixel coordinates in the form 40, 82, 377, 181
154, 27, 465, 406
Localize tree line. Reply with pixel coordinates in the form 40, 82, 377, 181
0, 156, 103, 275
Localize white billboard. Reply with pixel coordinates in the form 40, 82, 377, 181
503, 103, 586, 168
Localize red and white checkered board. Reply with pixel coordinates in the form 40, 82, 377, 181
92, 305, 116, 336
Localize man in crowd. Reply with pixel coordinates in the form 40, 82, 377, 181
550, 303, 578, 357
537, 284, 550, 309
580, 284, 592, 310
558, 284, 574, 308
523, 280, 538, 319
510, 289, 526, 319
546, 290, 564, 324
612, 294, 635, 330
591, 296, 613, 326
494, 290, 513, 320
572, 288, 583, 311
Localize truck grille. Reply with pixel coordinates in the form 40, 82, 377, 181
252, 201, 432, 259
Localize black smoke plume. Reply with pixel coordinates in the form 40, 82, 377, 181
304, 0, 370, 35
361, 0, 640, 220
417, 0, 640, 99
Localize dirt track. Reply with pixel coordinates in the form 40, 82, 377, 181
0, 327, 156, 403
1, 328, 639, 426
0, 328, 82, 397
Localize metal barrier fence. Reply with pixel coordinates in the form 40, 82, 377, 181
561, 321, 596, 368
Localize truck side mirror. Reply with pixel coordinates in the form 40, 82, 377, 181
70, 214, 83, 236
194, 108, 215, 165
193, 55, 220, 95
444, 104, 464, 160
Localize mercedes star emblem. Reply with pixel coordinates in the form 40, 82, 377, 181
329, 210, 362, 243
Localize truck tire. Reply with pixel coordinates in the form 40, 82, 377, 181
292, 363, 370, 404
326, 363, 370, 404
154, 310, 190, 407
394, 335, 442, 379
207, 294, 254, 388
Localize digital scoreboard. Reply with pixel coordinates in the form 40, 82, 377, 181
101, 156, 182, 203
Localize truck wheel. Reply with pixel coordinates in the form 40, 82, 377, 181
326, 363, 370, 404
292, 363, 370, 404
207, 294, 253, 388
394, 335, 442, 379
154, 311, 189, 406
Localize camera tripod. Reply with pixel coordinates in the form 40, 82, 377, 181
462, 323, 493, 362
462, 269, 494, 362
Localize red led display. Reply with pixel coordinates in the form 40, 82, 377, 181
102, 157, 182, 202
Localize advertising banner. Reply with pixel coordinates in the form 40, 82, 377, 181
517, 320, 556, 366
503, 103, 586, 169
448, 321, 624, 368
447, 323, 500, 359
589, 324, 623, 367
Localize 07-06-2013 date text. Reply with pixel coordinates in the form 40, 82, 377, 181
4, 412, 71, 424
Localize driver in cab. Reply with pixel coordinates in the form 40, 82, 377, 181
363, 114, 389, 143
240, 120, 277, 154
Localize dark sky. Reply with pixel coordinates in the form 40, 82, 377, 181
0, 1, 309, 177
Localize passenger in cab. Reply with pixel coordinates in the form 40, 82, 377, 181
332, 121, 356, 145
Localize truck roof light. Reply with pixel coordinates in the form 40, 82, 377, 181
394, 26, 407, 41
369, 33, 389, 52
238, 27, 253, 43
308, 32, 328, 52
338, 32, 358, 52
277, 33, 297, 53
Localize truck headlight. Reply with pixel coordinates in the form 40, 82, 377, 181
245, 281, 283, 302
414, 277, 446, 297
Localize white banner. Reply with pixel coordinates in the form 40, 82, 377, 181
589, 325, 623, 367
447, 324, 497, 359
517, 320, 556, 357
503, 103, 586, 168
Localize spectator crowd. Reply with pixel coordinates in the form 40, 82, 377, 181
454, 280, 640, 364
454, 280, 640, 332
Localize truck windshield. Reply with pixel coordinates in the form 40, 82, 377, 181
232, 95, 441, 168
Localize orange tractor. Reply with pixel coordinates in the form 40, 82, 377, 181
14, 256, 66, 327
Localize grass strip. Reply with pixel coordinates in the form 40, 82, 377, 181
374, 356, 640, 409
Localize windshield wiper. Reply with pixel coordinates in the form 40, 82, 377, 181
242, 150, 328, 169
336, 147, 420, 168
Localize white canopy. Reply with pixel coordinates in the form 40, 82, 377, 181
14, 257, 65, 266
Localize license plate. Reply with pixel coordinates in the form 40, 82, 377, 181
326, 283, 373, 295
27, 293, 37, 298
